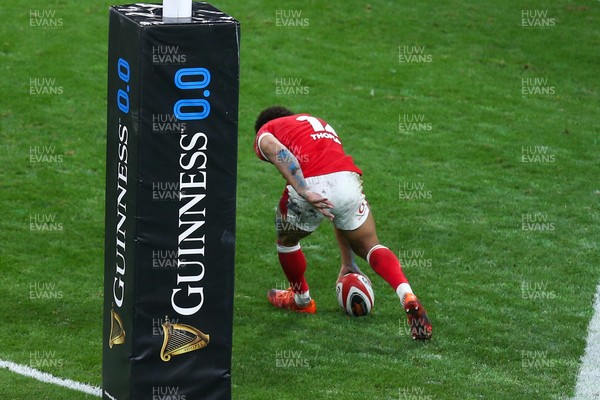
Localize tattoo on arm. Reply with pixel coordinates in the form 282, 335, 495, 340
276, 149, 308, 192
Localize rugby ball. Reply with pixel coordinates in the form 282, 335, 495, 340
336, 273, 375, 317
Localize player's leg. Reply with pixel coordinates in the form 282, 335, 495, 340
340, 212, 411, 297
275, 206, 311, 297
331, 172, 432, 339
340, 215, 432, 339
334, 226, 368, 281
327, 173, 409, 294
267, 187, 321, 313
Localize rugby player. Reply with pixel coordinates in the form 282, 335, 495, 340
254, 106, 432, 340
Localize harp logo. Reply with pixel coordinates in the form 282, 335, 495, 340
109, 306, 126, 348
160, 316, 210, 362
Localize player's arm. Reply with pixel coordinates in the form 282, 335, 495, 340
258, 133, 334, 220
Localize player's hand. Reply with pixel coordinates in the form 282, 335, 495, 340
301, 190, 334, 221
337, 263, 365, 282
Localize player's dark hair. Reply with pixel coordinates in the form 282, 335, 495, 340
254, 106, 294, 133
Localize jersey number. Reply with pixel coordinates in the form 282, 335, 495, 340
296, 115, 341, 144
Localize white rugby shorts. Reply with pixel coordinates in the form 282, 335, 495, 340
279, 171, 369, 232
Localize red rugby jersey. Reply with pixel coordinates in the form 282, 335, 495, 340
254, 114, 362, 178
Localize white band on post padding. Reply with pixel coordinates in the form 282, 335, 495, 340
277, 243, 301, 253
366, 244, 388, 264
163, 0, 192, 18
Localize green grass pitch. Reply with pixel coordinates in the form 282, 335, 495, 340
1, 0, 599, 399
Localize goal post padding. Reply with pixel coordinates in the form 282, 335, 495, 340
103, 4, 239, 399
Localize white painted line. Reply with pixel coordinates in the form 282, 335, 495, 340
0, 358, 101, 397
573, 282, 600, 399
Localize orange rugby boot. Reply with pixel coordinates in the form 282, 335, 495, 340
404, 293, 432, 340
267, 288, 316, 314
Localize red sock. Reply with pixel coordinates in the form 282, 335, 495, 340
277, 243, 309, 293
367, 245, 408, 290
